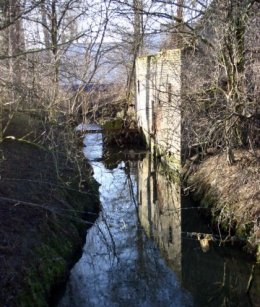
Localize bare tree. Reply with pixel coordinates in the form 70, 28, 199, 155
181, 0, 260, 163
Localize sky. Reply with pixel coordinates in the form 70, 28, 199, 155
21, 0, 211, 84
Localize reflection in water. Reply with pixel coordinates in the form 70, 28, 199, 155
138, 154, 182, 279
59, 130, 260, 307
138, 153, 259, 307
59, 132, 192, 307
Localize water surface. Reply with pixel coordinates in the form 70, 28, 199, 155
58, 128, 259, 307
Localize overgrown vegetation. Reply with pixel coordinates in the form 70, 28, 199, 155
187, 149, 260, 259
0, 0, 259, 303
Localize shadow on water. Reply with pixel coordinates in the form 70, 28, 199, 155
57, 125, 260, 307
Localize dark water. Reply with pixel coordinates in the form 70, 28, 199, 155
58, 126, 260, 307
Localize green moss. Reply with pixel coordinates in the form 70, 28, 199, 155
153, 144, 181, 181
236, 222, 254, 240
102, 118, 124, 131
0, 111, 101, 305
158, 159, 181, 184
18, 220, 78, 306
19, 244, 68, 307
17, 176, 100, 306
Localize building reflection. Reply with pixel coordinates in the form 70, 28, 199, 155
138, 153, 182, 279
137, 153, 259, 307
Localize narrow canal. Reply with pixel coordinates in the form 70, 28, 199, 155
58, 125, 259, 307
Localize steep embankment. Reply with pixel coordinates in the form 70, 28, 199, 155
0, 113, 100, 306
187, 150, 260, 260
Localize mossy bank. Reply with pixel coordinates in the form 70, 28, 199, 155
0, 112, 100, 306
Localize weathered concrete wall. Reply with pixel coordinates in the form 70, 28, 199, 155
136, 50, 182, 169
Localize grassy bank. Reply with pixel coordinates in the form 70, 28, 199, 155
187, 150, 259, 261
0, 112, 100, 306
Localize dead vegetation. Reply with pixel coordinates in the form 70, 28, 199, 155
187, 149, 260, 256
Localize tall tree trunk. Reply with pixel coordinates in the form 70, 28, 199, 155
40, 0, 51, 50
8, 0, 24, 85
51, 0, 59, 84
8, 0, 25, 113
223, 0, 251, 163
125, 0, 143, 120
170, 0, 184, 48
47, 0, 59, 119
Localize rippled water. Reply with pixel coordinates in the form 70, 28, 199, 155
58, 127, 259, 307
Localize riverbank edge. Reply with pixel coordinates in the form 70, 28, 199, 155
79, 119, 259, 262
19, 174, 100, 307
134, 120, 260, 261
128, 122, 259, 260
184, 151, 259, 262
0, 112, 100, 306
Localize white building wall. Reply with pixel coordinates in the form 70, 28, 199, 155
136, 49, 182, 168
136, 56, 149, 141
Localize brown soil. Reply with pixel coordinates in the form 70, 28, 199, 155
187, 149, 260, 257
0, 114, 99, 306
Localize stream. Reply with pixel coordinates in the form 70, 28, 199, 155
58, 125, 259, 307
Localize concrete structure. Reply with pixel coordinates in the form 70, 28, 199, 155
135, 1, 260, 168
135, 49, 182, 170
